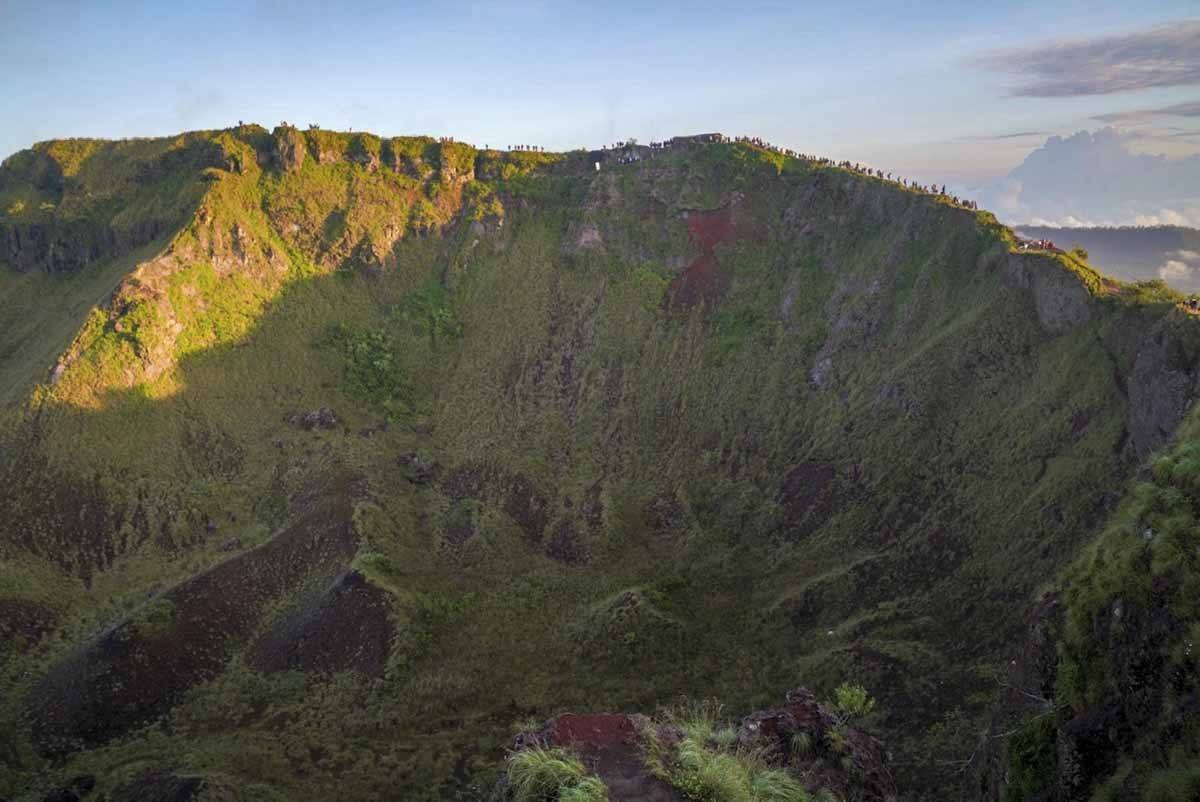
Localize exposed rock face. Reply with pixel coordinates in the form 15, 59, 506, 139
995, 250, 1093, 335
664, 205, 740, 310
347, 135, 381, 171
1127, 321, 1200, 459
271, 125, 307, 173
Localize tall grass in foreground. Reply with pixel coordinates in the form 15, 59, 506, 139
508, 746, 609, 802
648, 701, 815, 802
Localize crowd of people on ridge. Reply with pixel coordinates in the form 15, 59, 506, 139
262, 122, 984, 214
1016, 238, 1059, 252
589, 133, 982, 212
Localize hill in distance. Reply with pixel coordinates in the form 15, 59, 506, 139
2, 125, 1200, 802
1014, 224, 1200, 294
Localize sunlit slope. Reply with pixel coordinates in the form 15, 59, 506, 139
1, 127, 1198, 800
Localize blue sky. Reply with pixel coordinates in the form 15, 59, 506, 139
2, 0, 1198, 185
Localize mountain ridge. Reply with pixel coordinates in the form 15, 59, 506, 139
2, 124, 1199, 801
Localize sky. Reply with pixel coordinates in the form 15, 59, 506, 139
1, 0, 1198, 188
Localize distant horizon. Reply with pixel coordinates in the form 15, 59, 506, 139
3, 1, 1198, 188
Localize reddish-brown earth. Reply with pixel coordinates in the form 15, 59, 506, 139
533, 713, 682, 802
665, 207, 739, 310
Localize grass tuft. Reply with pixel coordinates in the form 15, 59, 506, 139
509, 747, 608, 802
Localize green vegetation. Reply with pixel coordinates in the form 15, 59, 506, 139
0, 124, 1197, 801
670, 739, 809, 802
326, 324, 410, 416
642, 703, 811, 802
832, 683, 875, 723
508, 748, 609, 802
1000, 716, 1056, 802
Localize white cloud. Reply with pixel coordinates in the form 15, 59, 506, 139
1158, 248, 1200, 283
1131, 208, 1200, 227
1159, 259, 1193, 282
973, 128, 1200, 227
1029, 214, 1097, 227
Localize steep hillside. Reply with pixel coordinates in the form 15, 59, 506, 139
1, 127, 1198, 801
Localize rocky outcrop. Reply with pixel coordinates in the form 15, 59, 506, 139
0, 139, 224, 273
1127, 320, 1200, 459
995, 250, 1093, 335
503, 689, 897, 802
271, 125, 307, 173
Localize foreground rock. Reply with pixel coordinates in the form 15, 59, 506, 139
499, 689, 897, 802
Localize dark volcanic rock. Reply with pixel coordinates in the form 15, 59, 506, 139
40, 774, 94, 802
110, 773, 204, 802
288, 407, 339, 431
503, 473, 549, 541
738, 688, 897, 802
26, 473, 361, 756
246, 570, 393, 677
777, 461, 837, 539
546, 521, 588, 564
399, 451, 438, 485
0, 598, 57, 654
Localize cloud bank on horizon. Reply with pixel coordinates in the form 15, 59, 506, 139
973, 128, 1200, 228
963, 18, 1200, 228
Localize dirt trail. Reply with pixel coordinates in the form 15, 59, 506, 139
547, 714, 682, 802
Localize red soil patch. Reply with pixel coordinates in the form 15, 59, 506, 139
685, 208, 736, 251
665, 206, 740, 311
550, 713, 637, 747
666, 253, 724, 310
